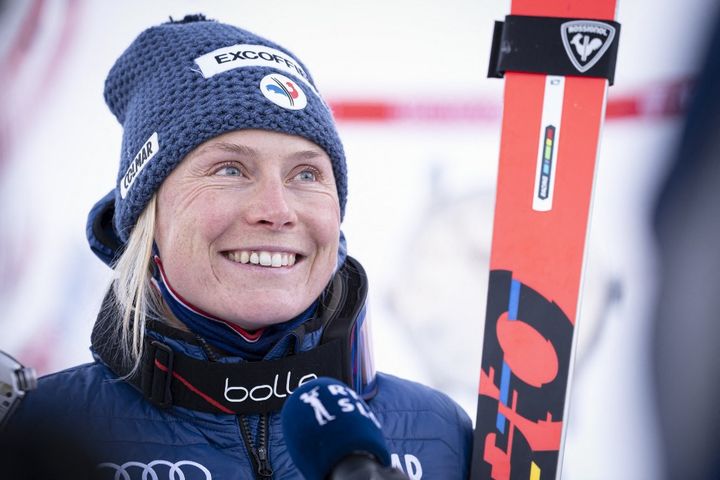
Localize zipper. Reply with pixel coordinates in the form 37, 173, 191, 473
239, 414, 273, 479
200, 335, 276, 476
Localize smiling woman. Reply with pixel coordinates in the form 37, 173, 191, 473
155, 130, 341, 330
3, 14, 472, 479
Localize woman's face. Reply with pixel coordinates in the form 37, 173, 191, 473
154, 129, 340, 330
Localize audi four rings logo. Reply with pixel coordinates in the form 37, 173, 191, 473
97, 460, 212, 480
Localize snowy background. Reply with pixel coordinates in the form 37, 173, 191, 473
0, 0, 716, 478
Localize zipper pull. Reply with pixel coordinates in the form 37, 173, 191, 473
256, 446, 273, 478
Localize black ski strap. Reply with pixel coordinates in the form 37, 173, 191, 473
488, 15, 621, 84
95, 330, 344, 415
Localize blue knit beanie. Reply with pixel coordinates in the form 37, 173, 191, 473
90, 14, 346, 248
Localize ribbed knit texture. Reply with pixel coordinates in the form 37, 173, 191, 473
103, 15, 347, 242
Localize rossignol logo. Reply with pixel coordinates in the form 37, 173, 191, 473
120, 132, 159, 199
560, 20, 617, 73
260, 73, 308, 111
97, 460, 212, 480
224, 371, 317, 403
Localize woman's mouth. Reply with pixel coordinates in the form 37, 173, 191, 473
223, 250, 297, 267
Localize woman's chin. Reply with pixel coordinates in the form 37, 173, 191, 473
216, 301, 309, 330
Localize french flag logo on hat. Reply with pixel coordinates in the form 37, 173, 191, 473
260, 73, 307, 110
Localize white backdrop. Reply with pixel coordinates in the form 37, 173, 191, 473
0, 1, 716, 478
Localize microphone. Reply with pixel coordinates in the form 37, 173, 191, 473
281, 377, 408, 479
0, 350, 37, 430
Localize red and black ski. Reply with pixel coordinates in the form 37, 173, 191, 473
471, 1, 620, 479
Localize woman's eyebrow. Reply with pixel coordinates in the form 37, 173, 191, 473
189, 143, 325, 162
191, 142, 258, 159
286, 149, 326, 161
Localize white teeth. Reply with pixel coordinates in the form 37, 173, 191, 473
227, 250, 298, 268
259, 251, 272, 266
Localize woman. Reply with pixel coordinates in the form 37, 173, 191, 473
8, 15, 472, 479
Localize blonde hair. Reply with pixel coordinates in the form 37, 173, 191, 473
110, 195, 163, 375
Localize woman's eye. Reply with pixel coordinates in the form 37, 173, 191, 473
216, 165, 242, 176
294, 169, 318, 182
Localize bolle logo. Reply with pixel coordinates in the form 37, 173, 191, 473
560, 20, 617, 73
97, 460, 212, 480
260, 73, 308, 111
120, 132, 159, 199
224, 371, 317, 403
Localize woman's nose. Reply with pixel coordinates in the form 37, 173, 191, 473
244, 179, 296, 229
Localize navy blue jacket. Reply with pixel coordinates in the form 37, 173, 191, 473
9, 321, 472, 479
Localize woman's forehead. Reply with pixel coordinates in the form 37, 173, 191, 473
186, 129, 331, 164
